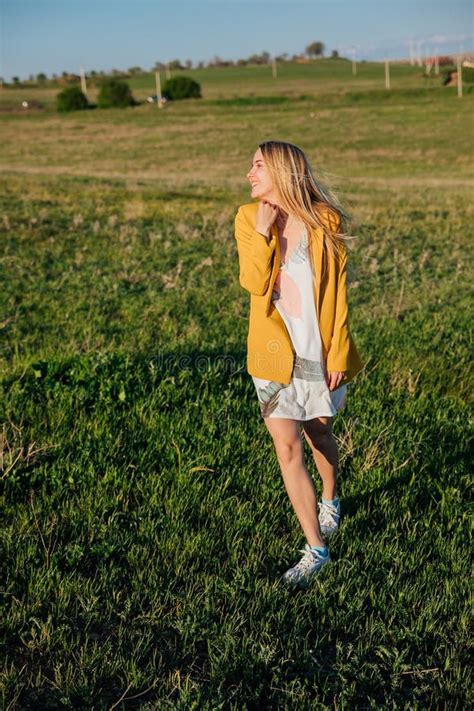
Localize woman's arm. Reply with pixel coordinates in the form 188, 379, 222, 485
234, 206, 277, 296
326, 242, 351, 374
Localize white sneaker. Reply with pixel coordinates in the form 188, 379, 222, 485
318, 499, 341, 537
281, 544, 331, 589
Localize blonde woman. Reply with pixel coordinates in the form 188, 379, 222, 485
234, 140, 364, 589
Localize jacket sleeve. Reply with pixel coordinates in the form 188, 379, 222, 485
326, 242, 351, 373
234, 206, 276, 296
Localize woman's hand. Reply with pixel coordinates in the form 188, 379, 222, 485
256, 200, 280, 237
326, 370, 345, 391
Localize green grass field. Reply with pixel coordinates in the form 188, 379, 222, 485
1, 63, 473, 708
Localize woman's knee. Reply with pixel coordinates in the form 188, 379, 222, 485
273, 437, 303, 466
264, 418, 302, 462
302, 417, 333, 449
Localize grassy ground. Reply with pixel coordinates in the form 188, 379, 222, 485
1, 67, 473, 708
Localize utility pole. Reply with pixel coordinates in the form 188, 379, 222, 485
80, 66, 87, 97
425, 47, 432, 75
416, 40, 423, 67
385, 58, 390, 89
434, 48, 439, 76
457, 55, 463, 98
351, 48, 357, 76
166, 63, 171, 80
272, 57, 277, 78
155, 70, 163, 108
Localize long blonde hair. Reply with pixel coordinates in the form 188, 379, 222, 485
258, 140, 353, 273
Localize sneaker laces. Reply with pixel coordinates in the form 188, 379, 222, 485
318, 501, 340, 528
290, 546, 323, 575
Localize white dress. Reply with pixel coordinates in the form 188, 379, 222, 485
252, 225, 347, 420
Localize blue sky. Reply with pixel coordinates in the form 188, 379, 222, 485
1, 0, 473, 81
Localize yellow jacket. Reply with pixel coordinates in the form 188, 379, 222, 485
234, 201, 364, 386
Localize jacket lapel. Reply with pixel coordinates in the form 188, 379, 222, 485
264, 219, 280, 316
308, 225, 323, 320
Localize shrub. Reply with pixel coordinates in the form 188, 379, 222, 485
460, 66, 474, 83
441, 65, 474, 85
56, 86, 89, 112
162, 76, 201, 100
97, 79, 135, 108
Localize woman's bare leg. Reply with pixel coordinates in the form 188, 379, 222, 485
301, 416, 339, 501
263, 417, 326, 548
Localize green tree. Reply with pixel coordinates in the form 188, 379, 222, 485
56, 86, 89, 112
97, 79, 135, 108
306, 41, 325, 58
247, 51, 270, 65
162, 75, 201, 100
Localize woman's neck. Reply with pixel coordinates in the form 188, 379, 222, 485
276, 212, 303, 234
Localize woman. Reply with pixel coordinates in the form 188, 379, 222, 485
234, 140, 364, 589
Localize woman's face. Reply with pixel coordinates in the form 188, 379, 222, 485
246, 148, 279, 203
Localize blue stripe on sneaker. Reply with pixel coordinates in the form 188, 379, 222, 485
310, 545, 329, 556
